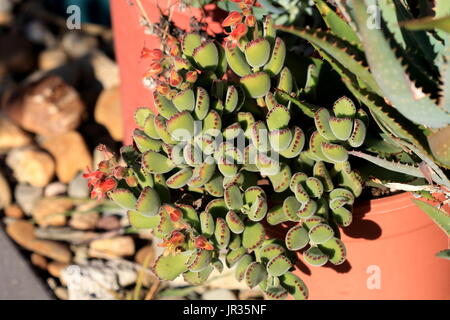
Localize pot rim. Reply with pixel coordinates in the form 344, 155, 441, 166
353, 191, 416, 217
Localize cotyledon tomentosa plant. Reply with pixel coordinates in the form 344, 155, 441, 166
86, 2, 369, 299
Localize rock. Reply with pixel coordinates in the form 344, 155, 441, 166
89, 236, 135, 258
31, 253, 48, 270
0, 115, 32, 151
88, 51, 119, 89
62, 32, 98, 59
6, 220, 72, 263
3, 76, 85, 136
135, 245, 155, 266
202, 289, 236, 300
0, 0, 13, 26
94, 86, 123, 141
40, 131, 92, 183
4, 204, 24, 219
34, 227, 99, 244
106, 260, 137, 287
32, 198, 73, 227
54, 287, 68, 300
68, 172, 89, 198
0, 172, 11, 209
6, 147, 55, 187
47, 261, 69, 279
39, 48, 67, 71
44, 182, 67, 197
69, 211, 99, 230
96, 215, 121, 230
14, 184, 43, 215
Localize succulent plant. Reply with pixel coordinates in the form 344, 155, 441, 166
86, 0, 449, 299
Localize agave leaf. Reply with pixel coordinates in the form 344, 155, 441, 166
412, 199, 450, 236
436, 249, 450, 260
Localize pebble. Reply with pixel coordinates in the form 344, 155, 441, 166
96, 215, 121, 230
94, 86, 123, 141
69, 211, 99, 230
134, 245, 155, 266
4, 204, 24, 219
202, 289, 237, 300
89, 236, 135, 258
14, 184, 43, 215
44, 182, 68, 197
32, 197, 73, 227
0, 172, 11, 210
31, 253, 48, 270
68, 172, 90, 199
0, 115, 32, 151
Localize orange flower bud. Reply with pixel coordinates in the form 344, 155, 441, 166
245, 15, 256, 27
169, 69, 182, 87
222, 11, 242, 27
156, 83, 170, 95
194, 236, 214, 250
141, 48, 163, 60
185, 71, 198, 83
145, 62, 163, 77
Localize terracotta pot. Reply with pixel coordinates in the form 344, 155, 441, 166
110, 0, 224, 145
111, 1, 449, 300
280, 192, 449, 300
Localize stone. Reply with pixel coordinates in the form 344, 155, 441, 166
44, 182, 67, 197
4, 204, 24, 219
31, 253, 48, 270
135, 245, 155, 266
6, 220, 72, 263
34, 227, 99, 244
14, 184, 43, 215
202, 289, 236, 300
40, 131, 92, 183
89, 236, 135, 258
96, 215, 121, 230
47, 261, 69, 279
69, 211, 99, 230
54, 287, 68, 300
68, 172, 89, 199
0, 0, 12, 26
32, 197, 73, 227
62, 32, 98, 59
88, 51, 119, 89
94, 86, 123, 141
39, 48, 68, 71
3, 76, 85, 136
6, 147, 55, 187
0, 115, 32, 151
0, 172, 11, 209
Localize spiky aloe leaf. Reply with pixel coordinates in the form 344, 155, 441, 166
108, 189, 136, 210
173, 89, 195, 112
183, 265, 214, 285
193, 41, 219, 70
305, 177, 324, 198
268, 163, 291, 192
128, 210, 160, 229
350, 0, 450, 128
214, 217, 231, 249
321, 142, 349, 163
283, 196, 301, 222
133, 129, 162, 153
314, 108, 337, 140
225, 42, 251, 77
153, 252, 191, 281
240, 72, 271, 99
267, 255, 292, 277
263, 37, 286, 77
297, 200, 318, 219
135, 187, 160, 216
266, 105, 290, 131
318, 237, 347, 265
280, 272, 308, 300
267, 204, 289, 225
245, 38, 271, 68
142, 151, 175, 174
242, 222, 265, 251
308, 224, 334, 244
153, 92, 178, 119
436, 249, 450, 260
166, 168, 193, 189
226, 210, 245, 234
200, 211, 215, 238
167, 111, 195, 141
188, 161, 216, 188
428, 127, 450, 167
182, 33, 202, 57
332, 206, 353, 227
235, 254, 253, 281
285, 225, 309, 251
348, 118, 366, 147
226, 246, 246, 267
134, 107, 153, 128
186, 249, 213, 272
412, 199, 450, 235
245, 262, 267, 289
303, 247, 328, 266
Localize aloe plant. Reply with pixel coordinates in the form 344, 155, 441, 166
86, 0, 449, 299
